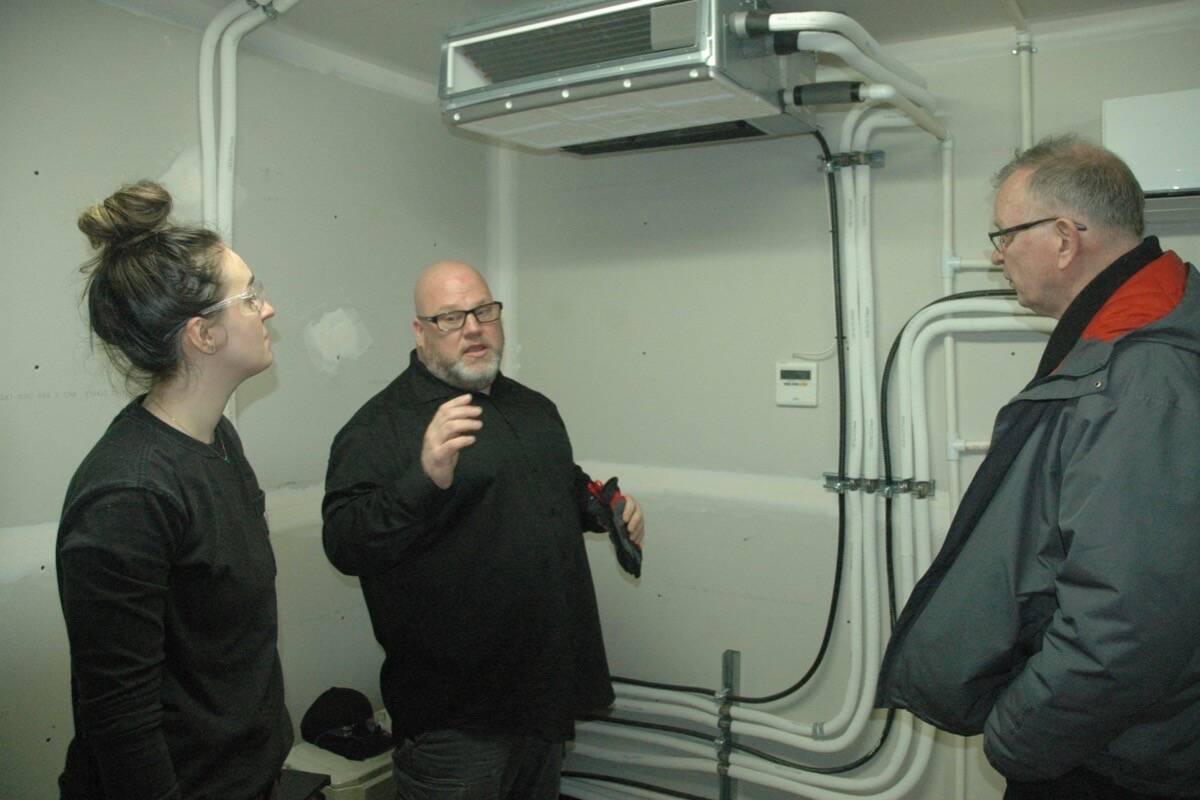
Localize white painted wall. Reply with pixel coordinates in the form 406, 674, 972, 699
511, 5, 1200, 798
0, 1, 487, 796
1, 0, 1198, 798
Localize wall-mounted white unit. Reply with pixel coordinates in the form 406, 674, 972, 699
1102, 89, 1200, 223
439, 0, 817, 156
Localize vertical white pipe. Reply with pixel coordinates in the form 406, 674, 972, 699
1018, 31, 1034, 149
941, 140, 964, 508
940, 136, 969, 800
486, 146, 520, 378
217, 0, 303, 240
217, 9, 265, 241
827, 110, 909, 748
199, 1, 253, 229
209, 0, 300, 423
836, 111, 868, 747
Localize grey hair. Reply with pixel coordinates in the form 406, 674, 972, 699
993, 134, 1144, 238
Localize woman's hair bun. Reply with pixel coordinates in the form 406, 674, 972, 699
77, 180, 173, 251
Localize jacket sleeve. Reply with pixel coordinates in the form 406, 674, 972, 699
57, 489, 184, 800
983, 376, 1200, 780
322, 418, 451, 577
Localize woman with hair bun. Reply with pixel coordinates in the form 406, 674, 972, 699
56, 180, 291, 800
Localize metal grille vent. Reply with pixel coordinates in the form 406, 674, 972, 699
562, 120, 767, 155
460, 3, 694, 85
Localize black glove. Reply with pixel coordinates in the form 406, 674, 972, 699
585, 476, 642, 578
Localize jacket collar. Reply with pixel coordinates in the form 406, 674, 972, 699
1034, 236, 1163, 380
1016, 242, 1196, 402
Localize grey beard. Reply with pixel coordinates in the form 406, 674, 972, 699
427, 350, 500, 391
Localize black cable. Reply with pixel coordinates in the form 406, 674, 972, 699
562, 770, 713, 800
727, 128, 846, 705
611, 131, 849, 703
594, 140, 998, 798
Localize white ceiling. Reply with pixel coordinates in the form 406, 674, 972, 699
192, 0, 1183, 82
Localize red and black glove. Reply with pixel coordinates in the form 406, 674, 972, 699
585, 476, 642, 578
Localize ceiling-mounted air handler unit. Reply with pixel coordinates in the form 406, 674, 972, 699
439, 0, 816, 156
1102, 89, 1200, 224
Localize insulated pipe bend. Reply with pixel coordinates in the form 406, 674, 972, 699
200, 1, 257, 228
216, 0, 302, 239
731, 10, 928, 91
795, 32, 938, 113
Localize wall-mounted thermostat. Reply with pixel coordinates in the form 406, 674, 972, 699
776, 360, 817, 407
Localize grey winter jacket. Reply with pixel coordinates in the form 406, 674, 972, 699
877, 242, 1200, 796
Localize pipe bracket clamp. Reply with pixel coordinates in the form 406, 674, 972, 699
880, 478, 936, 499
823, 472, 860, 493
822, 150, 885, 172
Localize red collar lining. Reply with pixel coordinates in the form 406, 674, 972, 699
1081, 252, 1187, 342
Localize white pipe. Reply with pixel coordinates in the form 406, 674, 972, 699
722, 110, 913, 760
908, 317, 1054, 523
583, 711, 927, 797
612, 697, 719, 729
908, 315, 1054, 800
578, 721, 717, 759
571, 742, 716, 774
560, 780, 680, 800
955, 733, 970, 800
951, 439, 993, 454
941, 138, 956, 263
613, 683, 719, 716
763, 11, 929, 91
729, 720, 924, 795
576, 70, 953, 800
909, 314, 1054, 478
217, 6, 267, 240
585, 712, 928, 797
1017, 31, 1034, 149
947, 256, 1000, 273
796, 109, 909, 749
837, 104, 868, 746
209, 0, 299, 424
893, 300, 1036, 598
199, 0, 255, 228
939, 139, 963, 508
575, 720, 940, 799
893, 298, 1030, 491
789, 33, 936, 114
216, 0, 302, 240
1002, 0, 1029, 32
727, 723, 936, 800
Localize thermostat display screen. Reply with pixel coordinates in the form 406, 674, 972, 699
780, 369, 811, 381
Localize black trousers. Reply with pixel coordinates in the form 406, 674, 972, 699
1005, 768, 1190, 800
392, 728, 562, 800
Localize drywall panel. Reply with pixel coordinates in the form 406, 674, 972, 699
510, 11, 1199, 800
0, 1, 487, 796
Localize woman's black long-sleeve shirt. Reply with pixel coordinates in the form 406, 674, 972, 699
56, 399, 292, 800
322, 352, 614, 742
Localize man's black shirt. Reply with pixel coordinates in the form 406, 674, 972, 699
322, 352, 614, 741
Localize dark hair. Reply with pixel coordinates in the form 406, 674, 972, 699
78, 180, 226, 389
993, 134, 1145, 238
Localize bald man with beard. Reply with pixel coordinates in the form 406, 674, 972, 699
322, 261, 644, 800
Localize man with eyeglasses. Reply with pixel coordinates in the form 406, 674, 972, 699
322, 260, 644, 800
877, 136, 1200, 799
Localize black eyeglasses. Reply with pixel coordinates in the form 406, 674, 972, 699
418, 301, 503, 332
989, 217, 1087, 252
